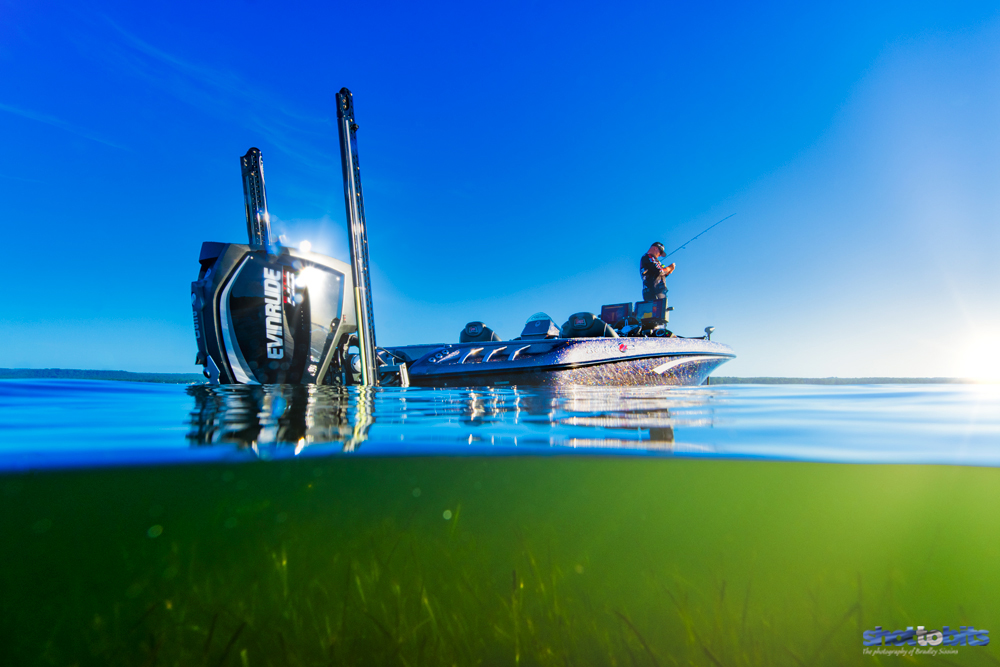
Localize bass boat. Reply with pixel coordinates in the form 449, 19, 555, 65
190, 89, 735, 388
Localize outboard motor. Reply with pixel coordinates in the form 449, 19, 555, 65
191, 148, 357, 385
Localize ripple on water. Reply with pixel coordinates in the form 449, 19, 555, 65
0, 379, 998, 469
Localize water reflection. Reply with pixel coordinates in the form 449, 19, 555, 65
186, 385, 721, 454
186, 384, 370, 452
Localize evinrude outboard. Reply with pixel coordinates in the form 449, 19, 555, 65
191, 147, 359, 385
192, 89, 412, 387
191, 88, 735, 387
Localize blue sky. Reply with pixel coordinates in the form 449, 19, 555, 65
2, 0, 999, 378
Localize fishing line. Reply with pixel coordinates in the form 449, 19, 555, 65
665, 213, 736, 258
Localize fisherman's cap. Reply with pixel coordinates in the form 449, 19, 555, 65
652, 242, 666, 253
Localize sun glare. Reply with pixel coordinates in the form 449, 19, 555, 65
296, 266, 324, 292
957, 334, 1000, 382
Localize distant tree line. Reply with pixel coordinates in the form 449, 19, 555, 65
0, 369, 204, 384
708, 376, 970, 385
0, 369, 973, 386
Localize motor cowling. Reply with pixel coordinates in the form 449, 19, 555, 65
192, 242, 357, 384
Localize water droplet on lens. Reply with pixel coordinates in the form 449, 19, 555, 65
276, 512, 288, 523
222, 471, 235, 482
412, 488, 421, 497
147, 525, 163, 538
224, 517, 238, 529
443, 510, 452, 520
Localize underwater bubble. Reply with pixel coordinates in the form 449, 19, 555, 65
443, 510, 452, 520
147, 525, 163, 538
412, 488, 421, 497
276, 512, 288, 523
224, 517, 238, 529
222, 471, 235, 482
31, 518, 52, 534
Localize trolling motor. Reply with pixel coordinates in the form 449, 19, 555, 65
191, 147, 358, 384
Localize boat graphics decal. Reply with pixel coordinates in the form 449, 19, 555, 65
262, 267, 284, 359
219, 257, 259, 384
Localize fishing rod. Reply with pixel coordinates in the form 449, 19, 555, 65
664, 213, 736, 258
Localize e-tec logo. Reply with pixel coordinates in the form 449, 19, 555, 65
263, 267, 283, 359
863, 626, 989, 647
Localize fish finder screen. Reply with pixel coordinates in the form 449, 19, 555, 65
634, 299, 666, 320
600, 303, 632, 323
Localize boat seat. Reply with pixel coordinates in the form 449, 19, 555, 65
560, 312, 619, 338
460, 321, 500, 343
520, 313, 561, 340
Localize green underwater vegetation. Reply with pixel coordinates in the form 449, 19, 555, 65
2, 457, 999, 666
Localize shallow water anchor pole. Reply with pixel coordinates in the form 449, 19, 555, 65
336, 88, 379, 386
240, 147, 272, 248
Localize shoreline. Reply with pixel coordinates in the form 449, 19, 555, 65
0, 368, 980, 385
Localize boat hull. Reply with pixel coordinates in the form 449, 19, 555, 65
386, 337, 735, 388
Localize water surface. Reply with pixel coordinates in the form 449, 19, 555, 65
1, 380, 998, 467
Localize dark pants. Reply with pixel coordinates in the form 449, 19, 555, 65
642, 287, 666, 302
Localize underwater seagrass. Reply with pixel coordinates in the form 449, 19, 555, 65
3, 456, 1000, 666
